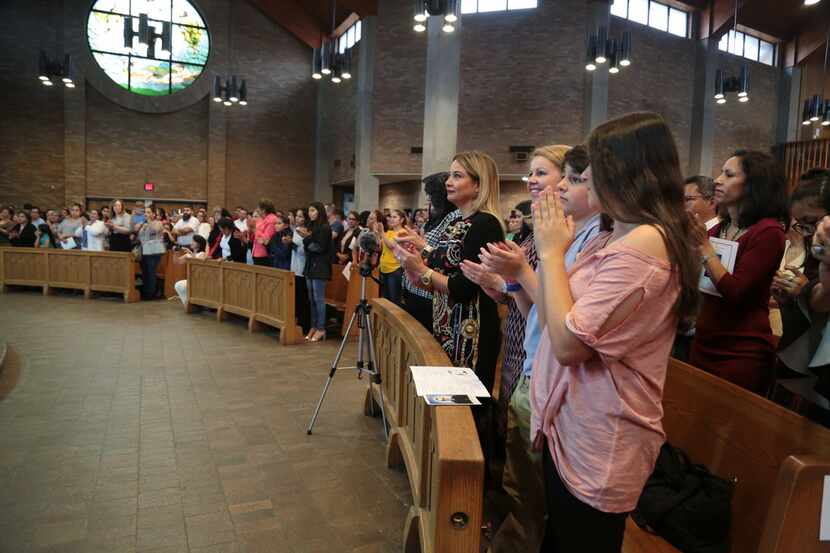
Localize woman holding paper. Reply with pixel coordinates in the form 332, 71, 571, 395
690, 150, 789, 395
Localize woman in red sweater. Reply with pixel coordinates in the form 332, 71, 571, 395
690, 150, 789, 394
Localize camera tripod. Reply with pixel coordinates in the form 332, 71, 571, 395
307, 264, 388, 439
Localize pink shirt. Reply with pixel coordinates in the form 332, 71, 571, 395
253, 214, 278, 259
531, 233, 680, 513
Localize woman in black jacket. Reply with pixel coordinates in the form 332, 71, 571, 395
10, 211, 37, 247
302, 202, 332, 341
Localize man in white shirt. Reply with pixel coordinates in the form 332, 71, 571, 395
234, 207, 248, 233
30, 207, 45, 228
173, 206, 199, 247
684, 175, 720, 230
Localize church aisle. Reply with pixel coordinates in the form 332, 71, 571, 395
0, 292, 409, 553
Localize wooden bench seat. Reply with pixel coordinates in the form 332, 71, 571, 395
324, 262, 348, 312
623, 358, 830, 553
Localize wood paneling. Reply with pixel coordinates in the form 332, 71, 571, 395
185, 259, 300, 345
773, 137, 830, 191
369, 298, 483, 553
0, 247, 138, 302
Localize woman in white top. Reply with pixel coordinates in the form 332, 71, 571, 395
83, 209, 109, 251
174, 235, 208, 305
291, 208, 311, 335
196, 211, 212, 241
107, 199, 133, 252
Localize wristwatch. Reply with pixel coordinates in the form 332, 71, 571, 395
420, 268, 434, 287
420, 245, 434, 261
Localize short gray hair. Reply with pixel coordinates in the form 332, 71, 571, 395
685, 175, 715, 199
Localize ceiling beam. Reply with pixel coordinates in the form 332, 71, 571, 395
784, 21, 828, 67
699, 0, 752, 40
338, 0, 378, 17
248, 0, 322, 48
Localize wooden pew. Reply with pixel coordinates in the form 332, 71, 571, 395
185, 259, 301, 345
341, 264, 380, 338
623, 358, 830, 553
163, 251, 188, 299
368, 298, 484, 553
324, 263, 348, 313
0, 247, 139, 302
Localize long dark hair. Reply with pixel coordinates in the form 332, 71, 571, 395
423, 171, 453, 232
308, 202, 327, 231
723, 149, 790, 231
37, 223, 56, 247
588, 112, 699, 320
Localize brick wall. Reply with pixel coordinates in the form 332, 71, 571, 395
224, 0, 317, 211
608, 18, 696, 172
85, 86, 209, 200
0, 0, 317, 212
0, 0, 66, 209
712, 54, 779, 176
319, 49, 359, 185
371, 0, 427, 175
457, 0, 588, 174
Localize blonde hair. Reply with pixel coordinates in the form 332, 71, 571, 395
531, 144, 571, 171
452, 151, 502, 228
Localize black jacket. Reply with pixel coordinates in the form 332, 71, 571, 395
304, 221, 332, 280
211, 234, 246, 263
11, 224, 36, 247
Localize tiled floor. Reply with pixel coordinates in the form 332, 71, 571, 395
0, 291, 409, 553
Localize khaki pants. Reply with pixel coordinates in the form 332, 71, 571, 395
492, 374, 545, 553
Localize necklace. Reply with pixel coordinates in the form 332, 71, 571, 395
722, 223, 745, 242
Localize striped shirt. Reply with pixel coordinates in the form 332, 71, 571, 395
402, 210, 462, 299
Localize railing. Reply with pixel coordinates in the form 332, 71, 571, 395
185, 259, 301, 345
368, 298, 484, 553
772, 137, 830, 190
0, 247, 139, 302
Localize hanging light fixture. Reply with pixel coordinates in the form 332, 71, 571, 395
801, 27, 830, 128
585, 34, 597, 71
341, 49, 352, 80
584, 28, 630, 74
413, 0, 460, 34
713, 0, 750, 105
311, 47, 323, 79
37, 51, 74, 88
213, 4, 249, 107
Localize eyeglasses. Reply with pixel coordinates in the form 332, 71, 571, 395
793, 221, 819, 235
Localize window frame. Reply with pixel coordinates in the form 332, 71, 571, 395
718, 27, 777, 67
610, 0, 689, 39
337, 19, 362, 55
87, 0, 210, 96
460, 0, 538, 15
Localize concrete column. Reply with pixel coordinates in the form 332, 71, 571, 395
688, 37, 718, 176
418, 15, 462, 207
354, 17, 379, 212
206, 0, 230, 209
63, 0, 85, 206
776, 66, 802, 145
583, 1, 610, 136
313, 83, 333, 203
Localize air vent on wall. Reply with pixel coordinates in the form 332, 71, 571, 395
510, 145, 534, 163
411, 146, 423, 154
334, 159, 342, 168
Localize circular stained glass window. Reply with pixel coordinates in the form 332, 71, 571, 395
87, 0, 210, 96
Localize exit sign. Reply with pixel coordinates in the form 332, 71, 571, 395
144, 182, 155, 192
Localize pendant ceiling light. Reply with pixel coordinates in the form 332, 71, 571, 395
585, 27, 631, 75
713, 0, 750, 105
312, 0, 355, 86
212, 3, 248, 107
413, 0, 458, 33
800, 27, 830, 127
38, 51, 75, 88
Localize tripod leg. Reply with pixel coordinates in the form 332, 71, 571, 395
365, 314, 388, 440
307, 310, 359, 435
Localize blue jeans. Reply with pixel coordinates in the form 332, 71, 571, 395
307, 278, 328, 330
381, 268, 403, 306
140, 254, 162, 300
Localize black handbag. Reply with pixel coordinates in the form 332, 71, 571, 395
632, 443, 735, 553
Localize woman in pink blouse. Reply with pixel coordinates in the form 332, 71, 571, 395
253, 199, 278, 266
531, 112, 700, 552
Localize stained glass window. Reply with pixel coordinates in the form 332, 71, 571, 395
87, 0, 209, 96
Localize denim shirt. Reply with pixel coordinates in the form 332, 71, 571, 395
521, 214, 602, 376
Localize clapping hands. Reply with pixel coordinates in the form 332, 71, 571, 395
533, 187, 575, 261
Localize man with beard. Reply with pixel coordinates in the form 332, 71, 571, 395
173, 206, 199, 248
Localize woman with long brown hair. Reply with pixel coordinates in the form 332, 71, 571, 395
531, 113, 699, 552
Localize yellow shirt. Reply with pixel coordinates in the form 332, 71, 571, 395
379, 229, 402, 274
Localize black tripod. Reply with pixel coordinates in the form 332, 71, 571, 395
306, 262, 388, 438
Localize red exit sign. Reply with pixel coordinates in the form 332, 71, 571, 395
144, 182, 155, 192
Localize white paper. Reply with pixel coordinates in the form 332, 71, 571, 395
425, 394, 481, 406
409, 366, 491, 398
342, 261, 352, 281
699, 237, 739, 297
821, 475, 830, 540
61, 237, 76, 250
